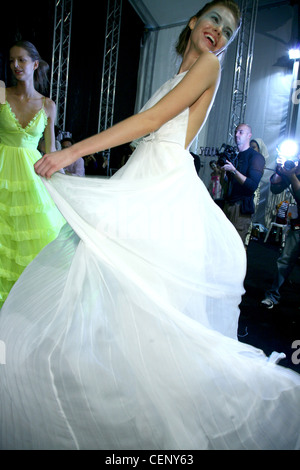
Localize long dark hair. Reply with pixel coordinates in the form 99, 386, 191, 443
175, 1, 241, 57
10, 40, 50, 93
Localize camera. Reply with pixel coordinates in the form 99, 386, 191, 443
283, 159, 296, 170
216, 143, 238, 167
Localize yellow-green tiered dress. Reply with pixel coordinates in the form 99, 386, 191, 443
0, 101, 65, 308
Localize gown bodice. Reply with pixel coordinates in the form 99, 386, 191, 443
133, 72, 189, 149
0, 101, 47, 149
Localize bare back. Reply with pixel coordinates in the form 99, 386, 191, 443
185, 83, 218, 148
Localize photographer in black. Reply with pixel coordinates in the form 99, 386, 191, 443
219, 123, 265, 247
261, 152, 300, 309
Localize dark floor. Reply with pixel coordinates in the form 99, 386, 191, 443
238, 234, 300, 373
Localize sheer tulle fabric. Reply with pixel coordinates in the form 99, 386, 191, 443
0, 103, 65, 307
0, 74, 299, 450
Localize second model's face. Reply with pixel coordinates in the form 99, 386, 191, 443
250, 141, 259, 152
190, 6, 237, 54
9, 46, 38, 82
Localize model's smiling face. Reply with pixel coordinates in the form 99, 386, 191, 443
189, 6, 237, 53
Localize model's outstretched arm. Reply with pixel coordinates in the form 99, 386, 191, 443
35, 52, 220, 178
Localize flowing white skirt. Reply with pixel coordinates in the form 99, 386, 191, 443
0, 141, 299, 450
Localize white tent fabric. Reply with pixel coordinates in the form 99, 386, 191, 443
134, 3, 299, 226
134, 26, 182, 112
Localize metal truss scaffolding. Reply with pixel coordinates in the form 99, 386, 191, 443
227, 0, 258, 144
50, 0, 73, 132
98, 0, 123, 175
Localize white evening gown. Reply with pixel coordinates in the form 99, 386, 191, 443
0, 72, 299, 450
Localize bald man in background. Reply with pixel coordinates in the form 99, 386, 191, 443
220, 124, 265, 247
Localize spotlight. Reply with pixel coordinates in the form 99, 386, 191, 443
289, 48, 300, 60
277, 140, 299, 170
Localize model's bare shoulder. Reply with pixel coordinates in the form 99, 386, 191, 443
43, 97, 56, 119
180, 52, 220, 97
192, 51, 220, 76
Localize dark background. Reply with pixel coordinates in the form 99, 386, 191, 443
0, 0, 144, 171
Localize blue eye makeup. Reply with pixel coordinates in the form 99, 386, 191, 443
208, 11, 233, 40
